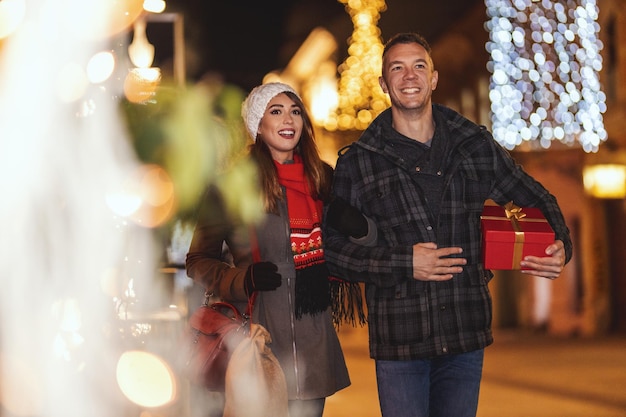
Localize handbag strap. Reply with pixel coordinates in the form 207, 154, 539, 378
245, 226, 261, 317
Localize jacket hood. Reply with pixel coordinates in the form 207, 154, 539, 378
352, 104, 488, 176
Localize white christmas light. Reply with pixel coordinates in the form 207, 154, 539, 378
485, 0, 606, 152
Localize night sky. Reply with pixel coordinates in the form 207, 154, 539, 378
159, 0, 482, 92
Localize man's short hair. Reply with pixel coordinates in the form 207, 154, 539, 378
382, 32, 432, 59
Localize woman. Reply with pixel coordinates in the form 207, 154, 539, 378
186, 82, 353, 417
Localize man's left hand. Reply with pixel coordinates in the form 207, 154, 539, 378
520, 239, 566, 279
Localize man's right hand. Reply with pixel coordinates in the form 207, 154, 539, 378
412, 242, 466, 281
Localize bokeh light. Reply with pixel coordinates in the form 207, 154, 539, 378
106, 164, 176, 228
485, 0, 606, 151
87, 51, 116, 84
583, 163, 626, 198
124, 68, 162, 103
116, 350, 177, 408
143, 0, 166, 14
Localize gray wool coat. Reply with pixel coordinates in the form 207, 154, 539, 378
186, 186, 350, 400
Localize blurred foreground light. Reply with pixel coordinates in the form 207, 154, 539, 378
583, 164, 626, 199
116, 350, 177, 408
106, 164, 176, 228
106, 192, 143, 217
50, 299, 86, 362
87, 51, 115, 84
0, 352, 44, 416
68, 0, 144, 40
56, 61, 88, 102
53, 298, 83, 333
129, 164, 176, 227
138, 165, 174, 207
100, 267, 122, 297
0, 0, 26, 39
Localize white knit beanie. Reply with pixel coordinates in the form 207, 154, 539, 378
241, 82, 299, 141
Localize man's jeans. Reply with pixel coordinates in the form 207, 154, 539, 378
375, 349, 484, 417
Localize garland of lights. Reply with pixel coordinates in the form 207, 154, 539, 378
326, 0, 389, 131
485, 0, 606, 152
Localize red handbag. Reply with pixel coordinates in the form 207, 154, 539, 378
183, 230, 260, 391
184, 298, 254, 391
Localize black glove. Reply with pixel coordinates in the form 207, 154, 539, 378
244, 262, 282, 296
326, 197, 368, 239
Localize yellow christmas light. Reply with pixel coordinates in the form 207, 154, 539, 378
326, 0, 389, 131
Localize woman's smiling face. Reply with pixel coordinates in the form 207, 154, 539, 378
257, 93, 303, 163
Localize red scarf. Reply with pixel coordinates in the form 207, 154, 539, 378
274, 155, 328, 318
273, 155, 366, 326
274, 155, 325, 270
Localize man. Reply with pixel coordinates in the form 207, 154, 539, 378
323, 32, 572, 417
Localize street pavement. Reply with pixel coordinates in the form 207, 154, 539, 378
323, 326, 626, 417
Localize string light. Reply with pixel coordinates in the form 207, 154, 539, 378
326, 0, 389, 131
485, 0, 606, 152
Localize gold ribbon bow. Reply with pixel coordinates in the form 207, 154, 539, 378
504, 201, 526, 222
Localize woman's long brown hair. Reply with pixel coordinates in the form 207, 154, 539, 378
249, 91, 332, 214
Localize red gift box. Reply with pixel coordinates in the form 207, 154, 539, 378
481, 202, 555, 270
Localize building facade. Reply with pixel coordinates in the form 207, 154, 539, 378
427, 0, 626, 335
